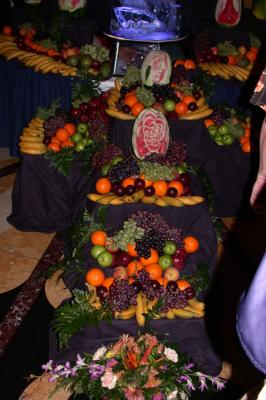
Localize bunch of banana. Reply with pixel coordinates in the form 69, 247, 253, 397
19, 117, 47, 155
199, 62, 250, 82
106, 84, 136, 121
88, 191, 204, 207
179, 103, 213, 120
114, 305, 136, 320
0, 38, 77, 76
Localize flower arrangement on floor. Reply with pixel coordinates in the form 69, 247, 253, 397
42, 333, 225, 399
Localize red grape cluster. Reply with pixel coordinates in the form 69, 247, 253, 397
109, 158, 140, 185
144, 140, 187, 166
108, 279, 138, 312
91, 144, 123, 169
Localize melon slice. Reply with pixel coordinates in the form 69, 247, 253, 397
215, 0, 241, 27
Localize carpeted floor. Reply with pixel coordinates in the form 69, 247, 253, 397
0, 149, 264, 400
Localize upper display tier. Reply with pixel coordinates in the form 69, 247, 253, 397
110, 0, 183, 41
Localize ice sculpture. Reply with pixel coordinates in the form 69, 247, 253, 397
110, 0, 182, 41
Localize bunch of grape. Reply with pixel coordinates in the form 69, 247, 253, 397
136, 270, 163, 300
139, 161, 176, 181
132, 211, 184, 247
109, 158, 140, 185
144, 140, 187, 166
210, 108, 231, 126
43, 111, 69, 138
151, 84, 177, 102
91, 144, 123, 169
111, 219, 144, 251
87, 119, 109, 143
171, 64, 188, 84
108, 279, 137, 312
135, 230, 165, 258
158, 285, 188, 313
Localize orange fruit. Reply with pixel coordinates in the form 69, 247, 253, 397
64, 123, 76, 136
240, 136, 248, 145
140, 174, 153, 187
244, 128, 251, 137
127, 243, 138, 257
177, 279, 191, 291
127, 260, 144, 277
227, 55, 237, 65
2, 25, 12, 36
175, 101, 188, 116
183, 236, 199, 254
122, 177, 135, 188
51, 137, 61, 145
174, 59, 185, 67
245, 50, 257, 63
157, 277, 168, 287
86, 268, 105, 287
131, 102, 145, 116
96, 177, 112, 194
91, 230, 107, 246
140, 248, 159, 266
102, 277, 114, 290
168, 180, 184, 196
184, 59, 196, 70
204, 119, 214, 129
145, 263, 163, 280
55, 128, 70, 143
124, 94, 138, 108
47, 142, 60, 152
153, 180, 168, 196
182, 95, 196, 106
61, 139, 75, 147
241, 141, 251, 153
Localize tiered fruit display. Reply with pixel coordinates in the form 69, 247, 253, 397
85, 213, 204, 326
0, 25, 111, 78
105, 51, 213, 121
197, 39, 260, 81
88, 152, 204, 207
204, 109, 251, 152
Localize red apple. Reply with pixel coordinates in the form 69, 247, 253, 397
113, 266, 128, 280
164, 267, 179, 281
114, 251, 132, 267
172, 254, 185, 270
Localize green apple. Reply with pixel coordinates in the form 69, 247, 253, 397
91, 245, 106, 259
77, 122, 88, 135
208, 125, 217, 136
111, 156, 123, 166
75, 143, 85, 152
176, 166, 186, 174
163, 100, 176, 112
218, 124, 229, 135
222, 134, 234, 145
71, 132, 83, 143
97, 250, 113, 267
163, 240, 177, 256
101, 163, 111, 176
158, 254, 173, 270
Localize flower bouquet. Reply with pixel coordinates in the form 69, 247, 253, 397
43, 333, 225, 399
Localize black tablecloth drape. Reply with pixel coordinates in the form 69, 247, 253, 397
7, 155, 94, 232
0, 58, 72, 157
50, 201, 222, 376
110, 118, 251, 217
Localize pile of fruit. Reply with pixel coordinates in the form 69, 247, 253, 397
204, 109, 251, 152
105, 51, 213, 121
0, 25, 111, 78
195, 36, 260, 81
85, 213, 204, 326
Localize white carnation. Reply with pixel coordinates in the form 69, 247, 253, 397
93, 346, 107, 361
164, 347, 178, 363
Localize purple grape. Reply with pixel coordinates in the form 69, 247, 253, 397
134, 178, 145, 190
167, 187, 178, 197
144, 186, 155, 196
184, 286, 196, 299
188, 102, 198, 112
125, 185, 136, 195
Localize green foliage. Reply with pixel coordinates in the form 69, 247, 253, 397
217, 41, 239, 56
182, 263, 210, 296
249, 33, 261, 49
194, 71, 215, 104
45, 147, 75, 177
80, 45, 110, 62
36, 99, 61, 120
71, 79, 100, 108
53, 289, 112, 349
122, 66, 141, 87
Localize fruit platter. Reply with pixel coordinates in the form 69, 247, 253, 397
105, 50, 213, 121
194, 33, 261, 82
204, 108, 252, 152
0, 25, 111, 78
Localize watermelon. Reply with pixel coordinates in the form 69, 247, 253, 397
132, 108, 170, 160
215, 0, 241, 27
140, 50, 172, 87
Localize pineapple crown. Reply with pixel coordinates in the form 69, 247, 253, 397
36, 99, 61, 120
136, 87, 155, 108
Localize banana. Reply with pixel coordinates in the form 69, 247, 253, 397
114, 306, 136, 319
87, 193, 105, 202
20, 148, 47, 155
123, 195, 138, 203
178, 195, 204, 205
19, 135, 44, 143
212, 63, 230, 80
115, 78, 122, 91
110, 88, 120, 97
142, 295, 148, 314
161, 196, 184, 207
97, 194, 118, 204
107, 95, 118, 107
141, 195, 156, 204
187, 297, 205, 311
23, 128, 44, 137
155, 197, 168, 207
172, 308, 201, 318
5, 50, 25, 60
147, 299, 157, 310
19, 142, 46, 150
196, 97, 206, 107
179, 104, 209, 120
165, 309, 176, 319
184, 306, 205, 318
180, 107, 213, 120
136, 293, 145, 326
41, 62, 58, 74
105, 108, 135, 120
132, 189, 144, 202
108, 197, 125, 205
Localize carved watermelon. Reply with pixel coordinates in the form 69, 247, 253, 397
215, 0, 241, 27
132, 108, 170, 159
140, 50, 172, 87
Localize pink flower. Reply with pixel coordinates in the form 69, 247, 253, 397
101, 370, 117, 390
132, 109, 169, 159
124, 386, 145, 400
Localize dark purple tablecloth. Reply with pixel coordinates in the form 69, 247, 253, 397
49, 201, 222, 376
7, 155, 94, 232
110, 118, 251, 217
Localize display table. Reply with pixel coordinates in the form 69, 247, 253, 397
0, 58, 72, 157
50, 201, 222, 376
110, 118, 251, 217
